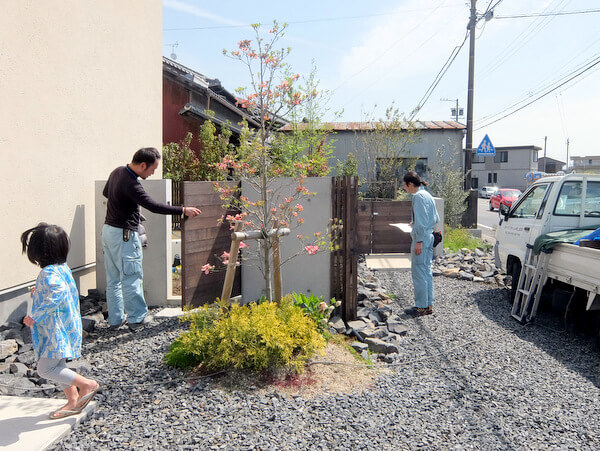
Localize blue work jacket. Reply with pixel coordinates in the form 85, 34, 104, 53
411, 187, 440, 243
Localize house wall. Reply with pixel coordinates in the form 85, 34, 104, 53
163, 77, 198, 150
329, 129, 464, 182
0, 1, 162, 324
472, 148, 539, 191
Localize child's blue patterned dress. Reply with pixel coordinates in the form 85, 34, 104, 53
30, 263, 82, 359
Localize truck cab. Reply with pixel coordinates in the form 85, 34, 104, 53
495, 173, 600, 285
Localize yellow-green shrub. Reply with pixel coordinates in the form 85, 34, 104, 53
165, 295, 325, 373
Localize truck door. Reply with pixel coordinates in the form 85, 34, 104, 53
496, 183, 553, 267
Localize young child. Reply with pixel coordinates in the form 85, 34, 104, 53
21, 223, 100, 419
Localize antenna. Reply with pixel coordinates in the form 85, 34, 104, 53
164, 42, 179, 60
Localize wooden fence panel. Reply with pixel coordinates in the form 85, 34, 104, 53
357, 200, 413, 254
182, 181, 240, 308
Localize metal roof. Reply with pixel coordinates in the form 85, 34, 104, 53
279, 121, 465, 132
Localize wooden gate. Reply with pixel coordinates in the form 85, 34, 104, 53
357, 200, 412, 254
331, 176, 358, 321
181, 181, 240, 308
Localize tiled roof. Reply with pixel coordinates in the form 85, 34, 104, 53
280, 121, 465, 131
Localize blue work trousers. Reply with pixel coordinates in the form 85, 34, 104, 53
101, 224, 147, 326
411, 234, 435, 308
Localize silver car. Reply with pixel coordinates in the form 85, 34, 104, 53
479, 186, 498, 198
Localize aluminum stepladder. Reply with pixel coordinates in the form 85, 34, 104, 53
511, 243, 551, 323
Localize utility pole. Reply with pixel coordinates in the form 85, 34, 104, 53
566, 138, 570, 171
543, 136, 547, 173
441, 98, 463, 122
464, 0, 477, 190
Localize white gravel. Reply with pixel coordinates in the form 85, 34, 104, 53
52, 270, 600, 450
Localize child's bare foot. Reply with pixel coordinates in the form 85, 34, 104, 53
76, 380, 100, 410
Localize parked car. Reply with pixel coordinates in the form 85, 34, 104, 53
489, 189, 522, 211
479, 186, 499, 198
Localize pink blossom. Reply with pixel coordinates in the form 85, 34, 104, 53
304, 245, 319, 255
221, 251, 230, 260
239, 242, 248, 249
295, 204, 303, 212
297, 234, 302, 239
201, 264, 213, 275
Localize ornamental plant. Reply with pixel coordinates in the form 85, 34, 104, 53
291, 292, 340, 334
208, 21, 332, 300
165, 296, 325, 373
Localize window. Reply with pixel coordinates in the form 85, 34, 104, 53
472, 152, 485, 164
494, 151, 508, 163
375, 157, 428, 181
533, 152, 538, 162
589, 160, 593, 165
585, 181, 600, 217
554, 181, 582, 216
493, 173, 498, 183
511, 184, 551, 219
472, 177, 479, 189
488, 173, 492, 183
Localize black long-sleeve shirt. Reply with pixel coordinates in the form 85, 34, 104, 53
103, 165, 183, 231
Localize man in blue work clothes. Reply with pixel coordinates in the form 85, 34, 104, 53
402, 171, 440, 317
102, 147, 201, 331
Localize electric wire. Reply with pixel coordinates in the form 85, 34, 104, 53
475, 50, 600, 124
496, 8, 600, 19
408, 30, 469, 120
474, 53, 600, 129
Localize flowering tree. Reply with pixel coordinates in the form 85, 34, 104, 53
212, 21, 329, 301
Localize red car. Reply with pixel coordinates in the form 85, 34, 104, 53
489, 189, 521, 211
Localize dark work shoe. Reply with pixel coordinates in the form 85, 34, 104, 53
404, 307, 433, 317
108, 319, 127, 330
128, 314, 155, 331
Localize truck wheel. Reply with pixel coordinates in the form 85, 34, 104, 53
510, 262, 521, 305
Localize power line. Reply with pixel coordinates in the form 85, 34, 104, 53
496, 8, 600, 19
409, 30, 469, 120
474, 54, 600, 129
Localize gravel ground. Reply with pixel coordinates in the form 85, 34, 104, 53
53, 271, 600, 450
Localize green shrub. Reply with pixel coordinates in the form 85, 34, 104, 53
444, 225, 490, 252
165, 296, 325, 373
291, 292, 340, 333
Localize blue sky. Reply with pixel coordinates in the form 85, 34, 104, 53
163, 0, 600, 164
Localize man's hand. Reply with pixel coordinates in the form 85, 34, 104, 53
414, 242, 423, 255
23, 315, 35, 327
183, 207, 201, 218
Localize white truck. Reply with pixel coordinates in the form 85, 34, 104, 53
494, 173, 600, 316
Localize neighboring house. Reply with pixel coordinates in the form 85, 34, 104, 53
0, 1, 162, 324
570, 156, 600, 173
471, 145, 541, 191
281, 121, 466, 190
163, 57, 258, 152
538, 156, 565, 174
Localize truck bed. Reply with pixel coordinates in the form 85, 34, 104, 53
545, 243, 600, 310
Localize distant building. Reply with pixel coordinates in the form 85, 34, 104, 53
163, 57, 258, 153
538, 156, 565, 174
570, 155, 600, 173
280, 121, 465, 195
471, 145, 541, 191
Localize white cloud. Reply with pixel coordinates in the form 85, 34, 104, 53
163, 0, 245, 27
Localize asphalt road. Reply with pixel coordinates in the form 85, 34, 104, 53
477, 197, 501, 243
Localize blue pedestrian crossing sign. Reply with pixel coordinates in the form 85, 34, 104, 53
476, 134, 496, 156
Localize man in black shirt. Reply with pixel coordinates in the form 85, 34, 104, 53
102, 148, 200, 330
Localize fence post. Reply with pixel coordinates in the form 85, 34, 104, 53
272, 220, 282, 303
221, 221, 244, 303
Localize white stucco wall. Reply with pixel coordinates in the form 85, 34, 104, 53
0, 1, 162, 324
